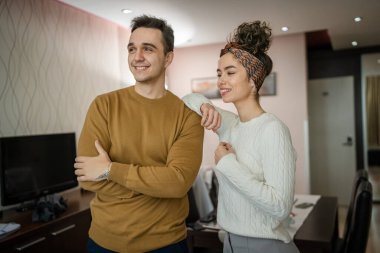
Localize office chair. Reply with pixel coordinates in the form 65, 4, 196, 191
342, 169, 368, 243
334, 169, 369, 253
186, 187, 201, 226
199, 171, 218, 223
344, 180, 372, 253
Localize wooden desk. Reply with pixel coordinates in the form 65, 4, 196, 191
294, 196, 339, 253
187, 196, 338, 253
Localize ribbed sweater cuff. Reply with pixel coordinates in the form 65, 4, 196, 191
215, 153, 237, 173
108, 162, 130, 186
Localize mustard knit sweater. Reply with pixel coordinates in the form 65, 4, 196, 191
78, 87, 204, 252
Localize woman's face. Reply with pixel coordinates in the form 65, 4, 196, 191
217, 53, 255, 103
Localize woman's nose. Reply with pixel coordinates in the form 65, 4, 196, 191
218, 77, 225, 87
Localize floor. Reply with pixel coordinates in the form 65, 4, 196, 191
369, 167, 380, 202
337, 167, 380, 253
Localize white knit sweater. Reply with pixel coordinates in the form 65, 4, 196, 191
182, 93, 296, 243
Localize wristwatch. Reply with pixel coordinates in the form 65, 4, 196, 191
95, 163, 112, 181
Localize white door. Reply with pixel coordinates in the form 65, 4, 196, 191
308, 76, 356, 206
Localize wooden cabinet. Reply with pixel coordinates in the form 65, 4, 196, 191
0, 189, 94, 253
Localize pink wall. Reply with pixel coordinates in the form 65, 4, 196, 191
168, 33, 310, 193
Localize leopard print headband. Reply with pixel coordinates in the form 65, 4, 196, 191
220, 43, 266, 91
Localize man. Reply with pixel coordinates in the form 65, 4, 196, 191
74, 15, 204, 253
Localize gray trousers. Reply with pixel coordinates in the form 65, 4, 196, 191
223, 232, 300, 253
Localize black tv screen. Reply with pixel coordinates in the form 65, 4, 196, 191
0, 133, 78, 207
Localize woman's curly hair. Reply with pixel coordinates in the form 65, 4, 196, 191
228, 21, 273, 76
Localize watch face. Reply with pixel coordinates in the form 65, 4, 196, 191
95, 167, 111, 181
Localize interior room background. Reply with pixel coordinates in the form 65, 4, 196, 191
1, 0, 378, 209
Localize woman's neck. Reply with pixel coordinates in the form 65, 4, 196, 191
234, 99, 265, 122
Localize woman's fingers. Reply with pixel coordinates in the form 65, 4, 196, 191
200, 104, 212, 126
212, 114, 221, 132
200, 104, 221, 131
207, 110, 221, 130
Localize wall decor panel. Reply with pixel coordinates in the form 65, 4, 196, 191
0, 0, 127, 137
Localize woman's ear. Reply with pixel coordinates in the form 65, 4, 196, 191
249, 79, 259, 94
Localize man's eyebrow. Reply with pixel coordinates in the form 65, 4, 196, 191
127, 42, 158, 49
142, 43, 158, 49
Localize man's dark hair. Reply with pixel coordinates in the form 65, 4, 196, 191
131, 15, 174, 54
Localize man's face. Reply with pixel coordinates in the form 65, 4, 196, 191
127, 27, 171, 85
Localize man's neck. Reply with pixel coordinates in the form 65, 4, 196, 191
134, 83, 167, 99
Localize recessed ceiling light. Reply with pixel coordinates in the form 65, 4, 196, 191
121, 9, 132, 14
354, 16, 362, 22
351, 41, 358, 47
281, 26, 289, 32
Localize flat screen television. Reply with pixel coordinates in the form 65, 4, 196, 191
0, 133, 78, 208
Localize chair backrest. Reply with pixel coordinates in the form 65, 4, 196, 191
209, 171, 219, 210
342, 169, 368, 243
344, 180, 372, 253
186, 187, 200, 225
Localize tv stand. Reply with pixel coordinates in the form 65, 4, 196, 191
0, 188, 94, 253
16, 202, 36, 213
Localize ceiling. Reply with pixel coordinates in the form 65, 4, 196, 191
59, 0, 380, 50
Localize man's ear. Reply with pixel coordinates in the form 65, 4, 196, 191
165, 51, 174, 68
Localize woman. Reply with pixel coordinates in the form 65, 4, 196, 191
182, 21, 299, 253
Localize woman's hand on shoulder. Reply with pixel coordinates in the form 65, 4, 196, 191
200, 103, 221, 132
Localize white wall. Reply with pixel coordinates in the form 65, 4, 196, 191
168, 33, 310, 193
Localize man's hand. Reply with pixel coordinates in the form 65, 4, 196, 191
74, 140, 111, 181
200, 103, 221, 132
214, 142, 235, 164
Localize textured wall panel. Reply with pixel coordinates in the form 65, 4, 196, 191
0, 0, 127, 137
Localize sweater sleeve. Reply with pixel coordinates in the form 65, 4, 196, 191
182, 93, 237, 141
182, 93, 209, 116
77, 97, 135, 198
109, 110, 204, 199
215, 121, 296, 220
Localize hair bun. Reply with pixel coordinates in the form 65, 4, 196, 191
230, 21, 272, 55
